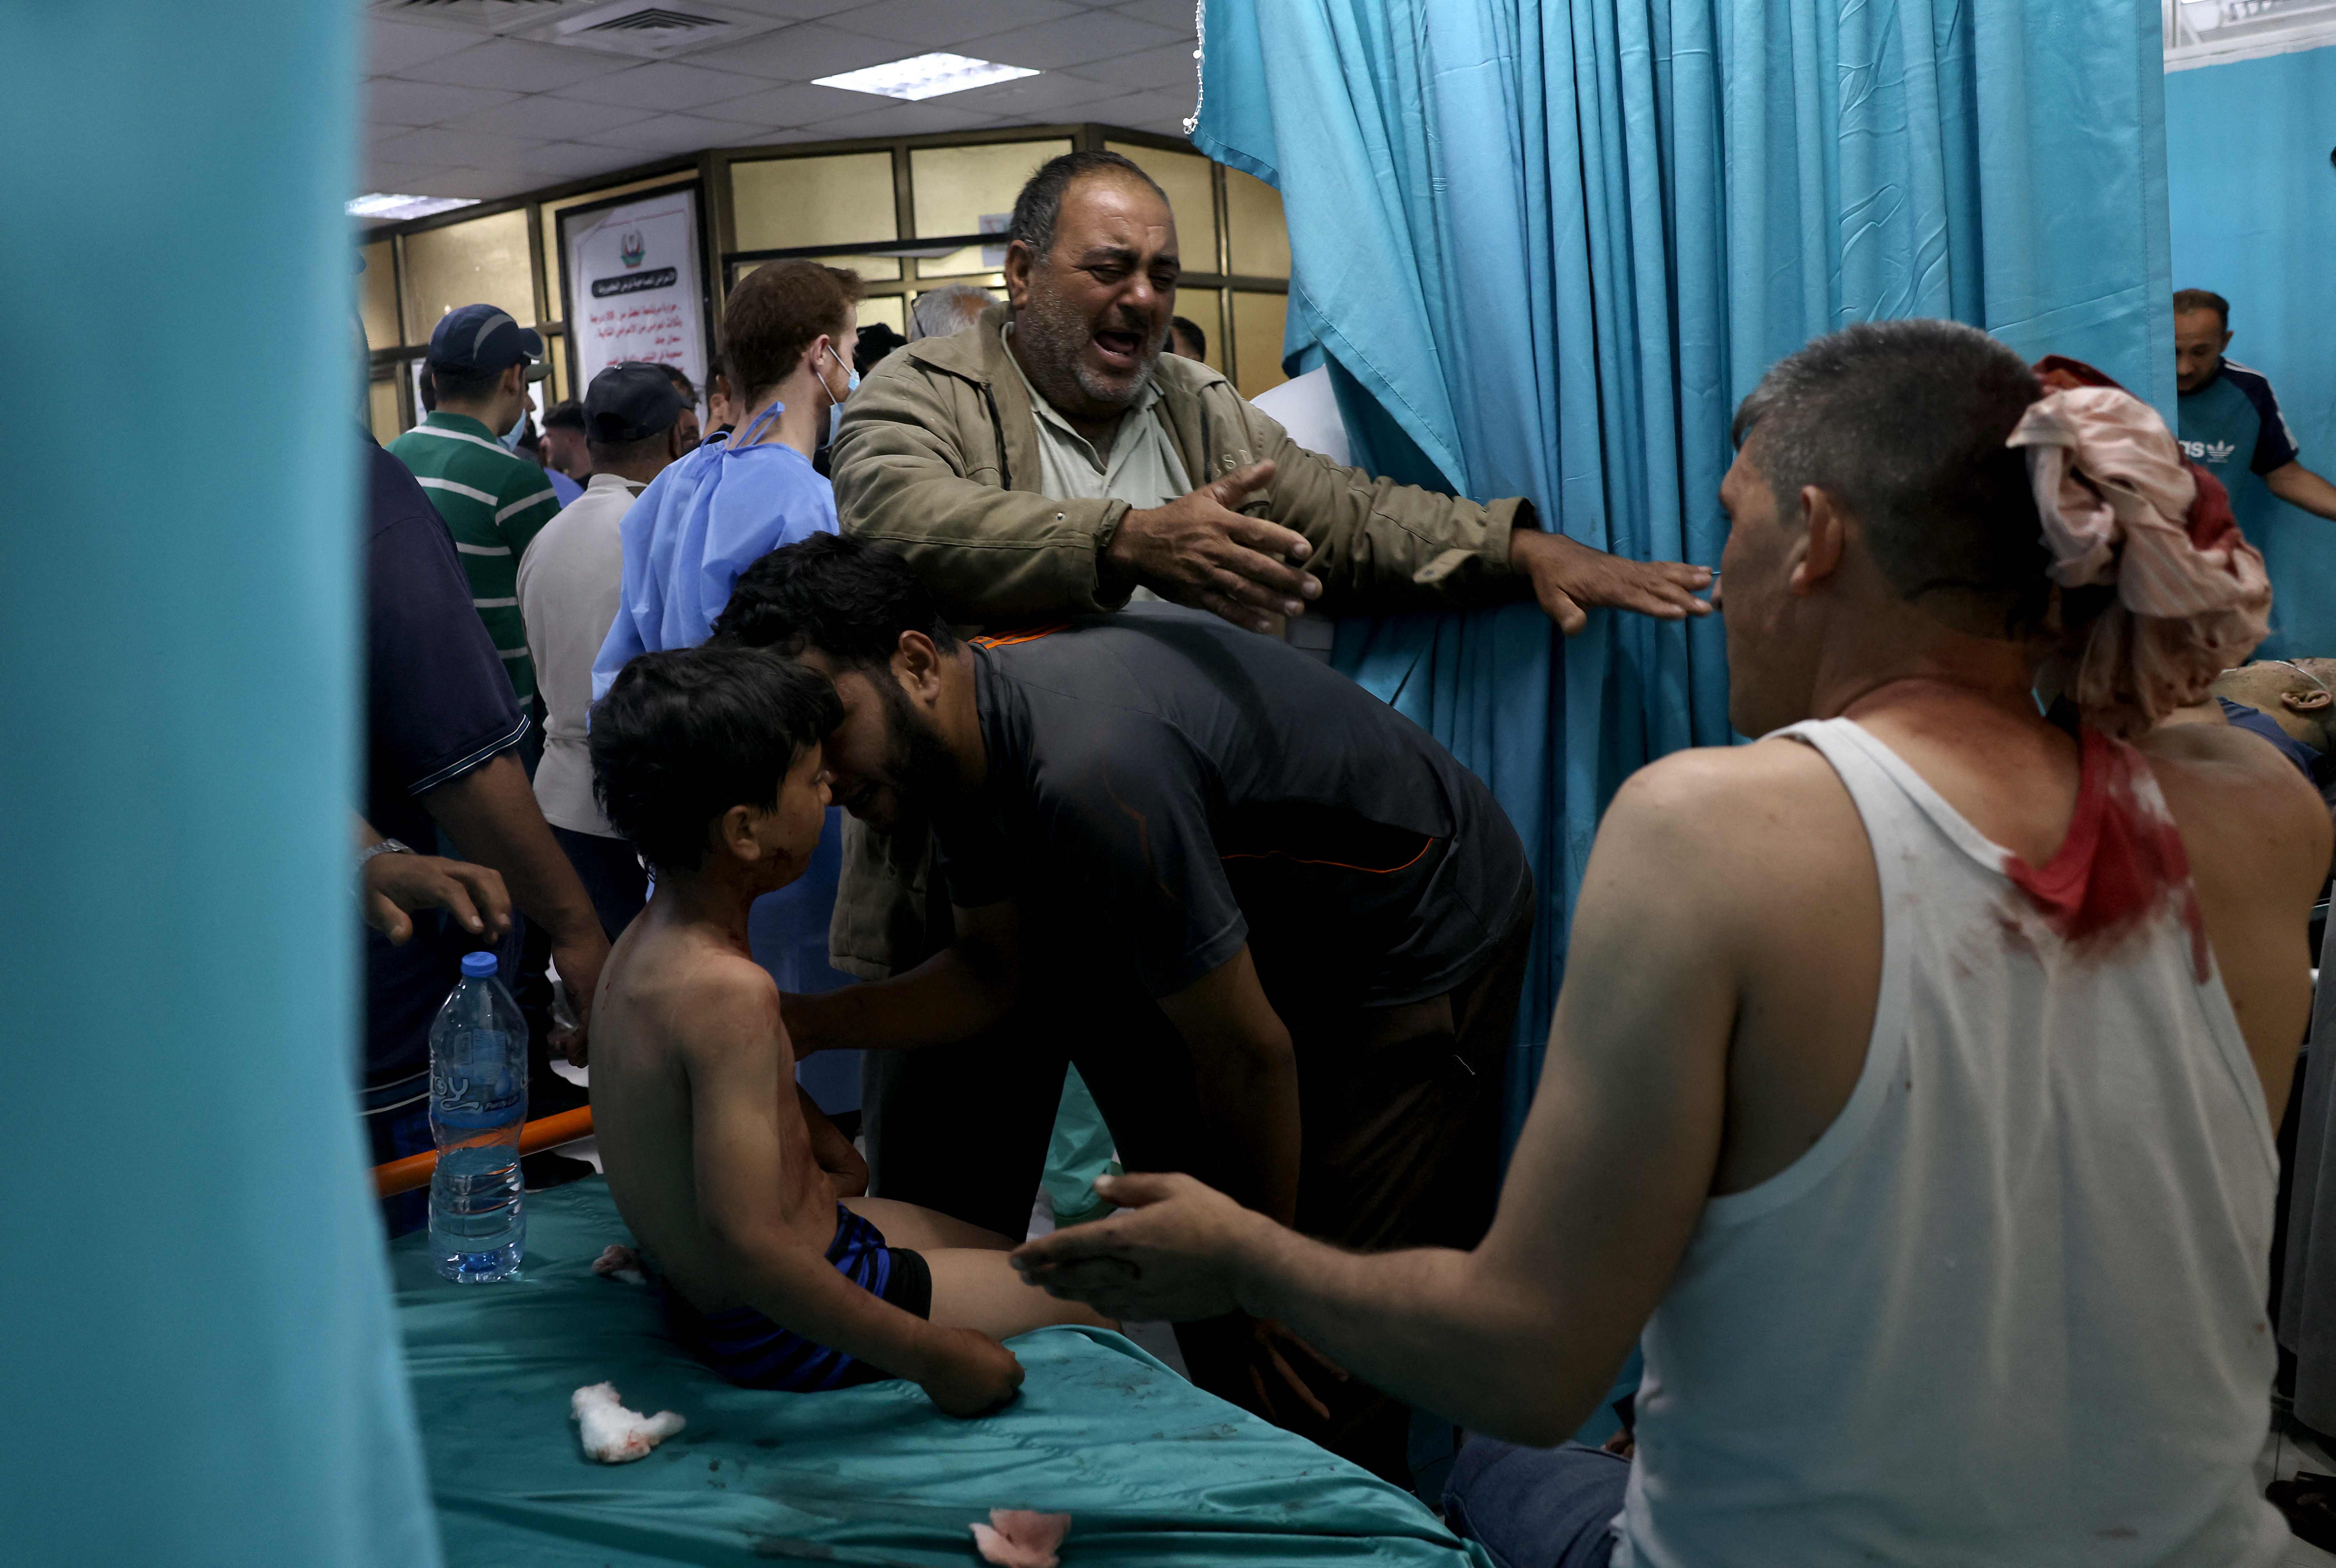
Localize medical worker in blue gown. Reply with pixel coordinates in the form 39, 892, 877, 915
592, 259, 868, 1111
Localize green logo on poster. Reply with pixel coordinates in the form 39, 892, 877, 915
620, 229, 645, 268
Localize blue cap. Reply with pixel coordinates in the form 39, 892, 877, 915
427, 304, 550, 382
460, 951, 500, 978
586, 361, 683, 444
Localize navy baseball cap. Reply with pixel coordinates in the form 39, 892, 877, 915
428, 304, 550, 381
585, 361, 683, 443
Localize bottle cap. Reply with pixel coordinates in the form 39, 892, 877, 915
460, 951, 500, 978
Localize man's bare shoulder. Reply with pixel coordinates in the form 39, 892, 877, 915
1591, 737, 1867, 921
1605, 735, 1855, 849
2138, 720, 2332, 889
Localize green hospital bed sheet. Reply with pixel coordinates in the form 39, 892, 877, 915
392, 1178, 1497, 1567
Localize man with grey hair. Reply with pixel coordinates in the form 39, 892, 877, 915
909, 282, 997, 342
1015, 319, 2322, 1565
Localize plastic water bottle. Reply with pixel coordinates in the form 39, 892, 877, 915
428, 951, 527, 1282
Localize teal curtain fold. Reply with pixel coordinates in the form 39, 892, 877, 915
1195, 0, 2172, 1133
0, 5, 440, 1562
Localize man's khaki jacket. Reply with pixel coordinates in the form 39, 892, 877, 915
823, 302, 1536, 977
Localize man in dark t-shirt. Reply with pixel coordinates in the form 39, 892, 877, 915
360, 433, 612, 1227
717, 534, 1534, 1479
2174, 289, 2336, 524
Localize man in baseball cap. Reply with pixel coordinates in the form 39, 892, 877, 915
388, 304, 561, 708
517, 362, 691, 940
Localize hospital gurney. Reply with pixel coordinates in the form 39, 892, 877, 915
388, 1175, 1499, 1567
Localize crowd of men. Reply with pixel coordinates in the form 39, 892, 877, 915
354, 148, 2336, 1565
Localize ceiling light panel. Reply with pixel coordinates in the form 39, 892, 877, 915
813, 52, 1039, 101
347, 192, 482, 220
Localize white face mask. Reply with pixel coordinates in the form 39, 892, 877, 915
499, 365, 541, 449
823, 342, 859, 445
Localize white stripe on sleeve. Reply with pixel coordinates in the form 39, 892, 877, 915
417, 476, 497, 506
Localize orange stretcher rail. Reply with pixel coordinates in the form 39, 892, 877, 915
372, 1106, 594, 1199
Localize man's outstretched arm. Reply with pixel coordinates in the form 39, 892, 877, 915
2266, 462, 2336, 522
1013, 755, 1743, 1441
422, 752, 611, 1053
784, 900, 1020, 1054
1156, 946, 1303, 1227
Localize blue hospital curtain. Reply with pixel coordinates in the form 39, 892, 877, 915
0, 5, 440, 1563
1195, 0, 2173, 1133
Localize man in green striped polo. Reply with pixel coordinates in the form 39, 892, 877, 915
389, 304, 562, 706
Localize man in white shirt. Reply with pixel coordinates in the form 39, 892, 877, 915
518, 362, 689, 938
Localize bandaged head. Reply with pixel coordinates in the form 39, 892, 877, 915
2007, 357, 2271, 737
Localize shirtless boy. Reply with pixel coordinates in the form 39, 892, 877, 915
585, 643, 1106, 1415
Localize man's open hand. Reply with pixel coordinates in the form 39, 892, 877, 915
917, 1328, 1026, 1417
1511, 528, 1712, 635
1109, 462, 1322, 633
1010, 1171, 1260, 1321
363, 853, 512, 947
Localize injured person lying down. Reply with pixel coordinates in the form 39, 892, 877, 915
583, 645, 1107, 1415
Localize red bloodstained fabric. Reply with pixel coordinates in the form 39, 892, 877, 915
2002, 729, 2209, 982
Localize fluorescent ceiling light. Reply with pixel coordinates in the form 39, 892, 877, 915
813, 52, 1038, 102
347, 193, 480, 221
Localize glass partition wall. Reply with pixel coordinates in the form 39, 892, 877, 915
360, 123, 1292, 445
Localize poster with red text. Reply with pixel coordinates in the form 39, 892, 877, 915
563, 188, 707, 411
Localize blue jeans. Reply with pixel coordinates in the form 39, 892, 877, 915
1443, 1438, 1630, 1568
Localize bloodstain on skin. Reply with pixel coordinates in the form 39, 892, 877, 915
2001, 729, 2210, 982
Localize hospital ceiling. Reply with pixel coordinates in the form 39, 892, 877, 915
362, 0, 1203, 203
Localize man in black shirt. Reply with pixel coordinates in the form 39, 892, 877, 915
718, 534, 1533, 1478
360, 434, 611, 1227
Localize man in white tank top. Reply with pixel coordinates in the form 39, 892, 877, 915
1014, 320, 2330, 1565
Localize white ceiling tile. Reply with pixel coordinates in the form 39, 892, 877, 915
575, 111, 767, 155
710, 0, 871, 16
507, 142, 648, 181
1091, 39, 1204, 94
551, 60, 777, 111
368, 16, 484, 76
426, 169, 544, 202
439, 95, 661, 141
942, 68, 1124, 118
397, 37, 642, 93
364, 78, 520, 128
702, 80, 873, 128
1111, 0, 1200, 34
370, 126, 550, 171
729, 125, 841, 147
959, 11, 1180, 71
800, 100, 1005, 138
707, 22, 910, 81
825, 0, 1084, 48
1090, 90, 1195, 133
359, 161, 458, 196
